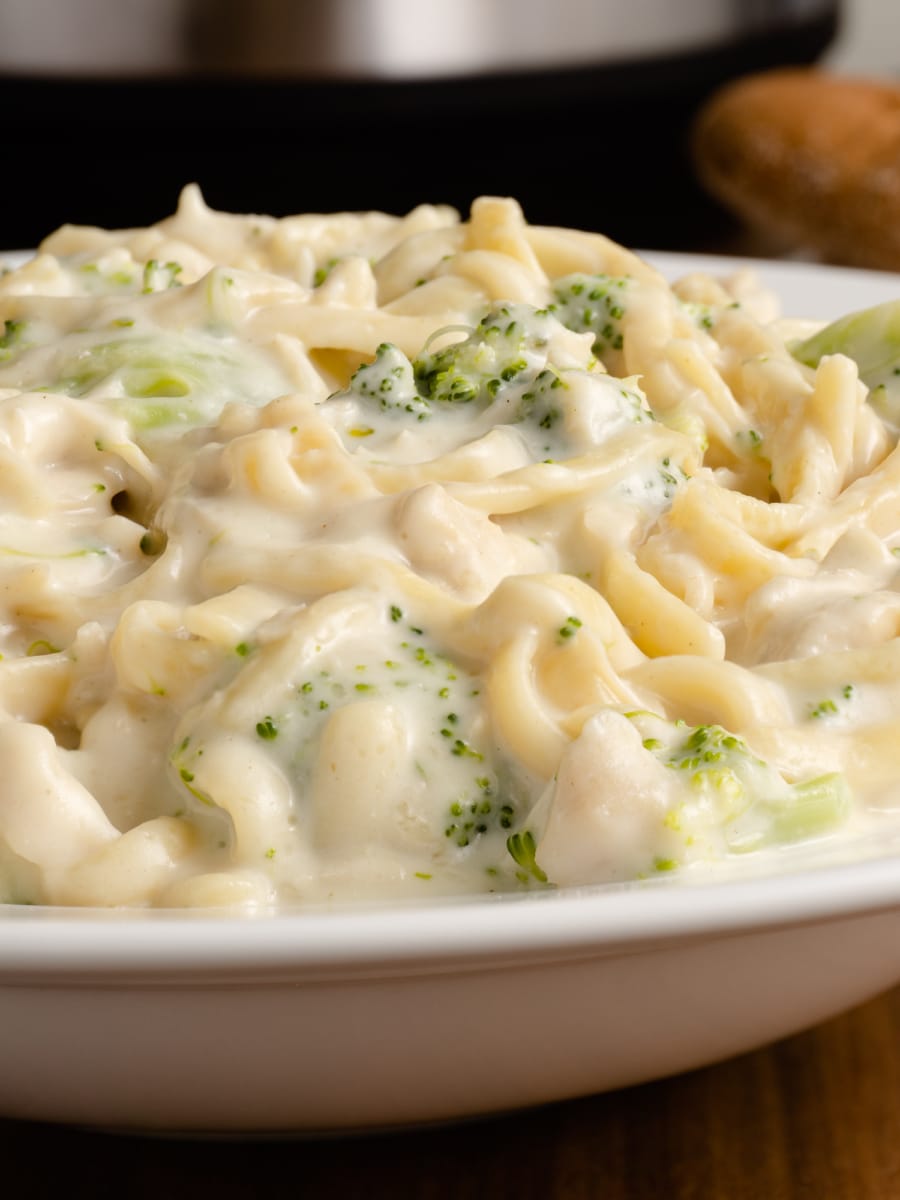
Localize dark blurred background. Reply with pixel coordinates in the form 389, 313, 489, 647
0, 0, 844, 251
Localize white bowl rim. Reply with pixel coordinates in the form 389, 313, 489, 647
3, 845, 900, 980
1, 248, 899, 982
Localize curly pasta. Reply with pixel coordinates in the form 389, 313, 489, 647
0, 186, 898, 909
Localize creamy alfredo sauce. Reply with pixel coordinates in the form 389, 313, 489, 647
0, 186, 899, 909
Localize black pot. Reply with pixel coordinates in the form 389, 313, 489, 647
0, 0, 840, 250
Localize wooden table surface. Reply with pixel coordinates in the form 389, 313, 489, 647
4, 983, 899, 1199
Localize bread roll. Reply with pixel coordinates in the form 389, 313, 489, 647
691, 67, 900, 271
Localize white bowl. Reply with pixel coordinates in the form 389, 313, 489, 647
2, 251, 900, 1135
3, 843, 900, 1134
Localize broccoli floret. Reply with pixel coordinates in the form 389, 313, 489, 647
548, 274, 630, 358
329, 298, 649, 464
27, 330, 286, 432
791, 299, 900, 428
346, 342, 429, 419
507, 829, 549, 883
334, 303, 564, 431
628, 713, 852, 855
414, 303, 554, 407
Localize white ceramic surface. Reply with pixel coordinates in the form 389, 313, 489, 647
2, 251, 900, 1136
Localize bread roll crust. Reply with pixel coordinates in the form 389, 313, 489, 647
691, 68, 900, 271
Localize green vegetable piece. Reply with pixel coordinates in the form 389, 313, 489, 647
256, 716, 279, 740
347, 342, 429, 419
726, 773, 852, 854
413, 304, 550, 409
0, 318, 24, 349
142, 259, 183, 293
632, 713, 853, 856
557, 615, 582, 641
791, 299, 900, 426
507, 829, 548, 883
549, 273, 630, 357
0, 318, 25, 362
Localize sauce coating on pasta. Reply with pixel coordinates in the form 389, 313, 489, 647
0, 187, 897, 909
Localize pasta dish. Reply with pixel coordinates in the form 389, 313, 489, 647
0, 187, 898, 909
